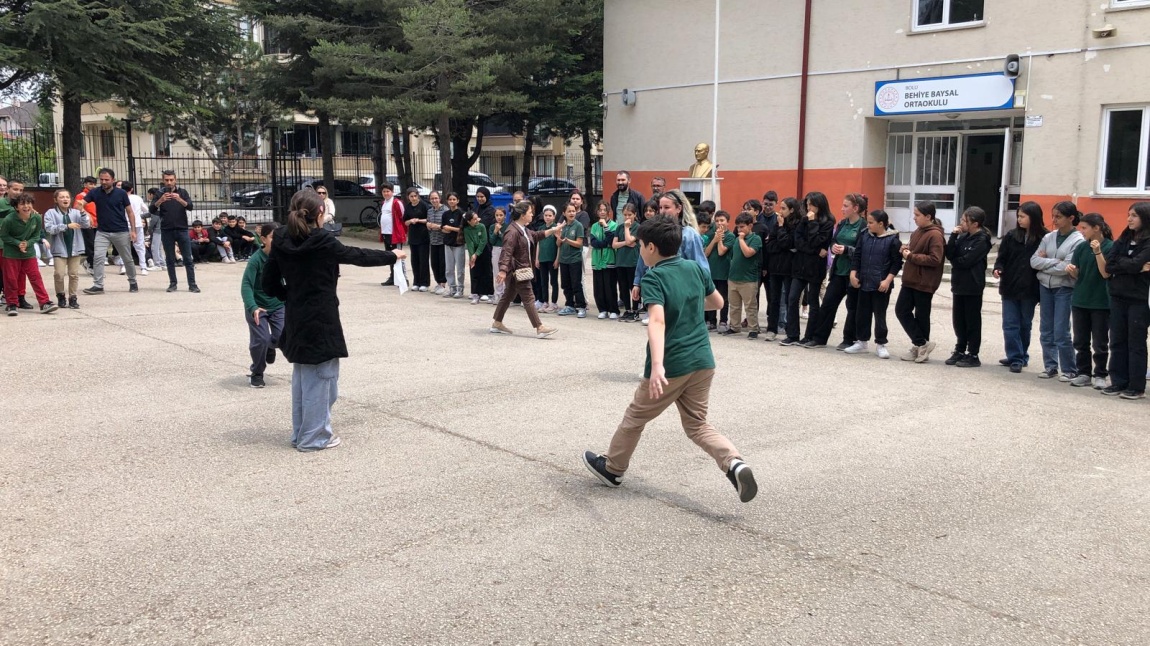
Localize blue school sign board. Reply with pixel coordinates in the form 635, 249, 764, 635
874, 73, 1016, 116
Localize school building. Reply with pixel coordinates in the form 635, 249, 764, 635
603, 0, 1150, 234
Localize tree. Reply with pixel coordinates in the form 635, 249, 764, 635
1, 0, 239, 194
547, 0, 604, 195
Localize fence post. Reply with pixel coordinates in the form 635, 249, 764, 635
123, 118, 137, 186
32, 128, 42, 183
269, 126, 280, 224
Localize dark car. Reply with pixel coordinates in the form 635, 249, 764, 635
303, 179, 372, 198
527, 177, 578, 197
231, 178, 369, 206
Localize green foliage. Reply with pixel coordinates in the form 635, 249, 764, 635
0, 136, 57, 183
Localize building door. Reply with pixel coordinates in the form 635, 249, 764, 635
884, 132, 960, 231
960, 133, 1006, 232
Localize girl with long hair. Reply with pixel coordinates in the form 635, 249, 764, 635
845, 209, 902, 358
806, 193, 867, 349
895, 200, 945, 362
1065, 213, 1114, 388
1031, 201, 1085, 380
762, 197, 798, 341
993, 201, 1046, 372
1101, 202, 1150, 399
262, 190, 404, 451
780, 191, 834, 345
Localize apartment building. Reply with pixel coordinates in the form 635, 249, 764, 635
604, 0, 1150, 233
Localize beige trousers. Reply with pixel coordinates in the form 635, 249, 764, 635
728, 280, 760, 331
53, 256, 81, 297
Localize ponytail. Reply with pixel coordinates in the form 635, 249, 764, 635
1079, 212, 1113, 241
845, 192, 869, 216
286, 189, 324, 240
1053, 200, 1081, 226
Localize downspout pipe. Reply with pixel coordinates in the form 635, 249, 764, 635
796, 0, 813, 198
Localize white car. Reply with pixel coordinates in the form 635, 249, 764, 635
433, 171, 506, 197
359, 174, 430, 196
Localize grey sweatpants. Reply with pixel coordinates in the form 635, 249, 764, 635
92, 231, 137, 288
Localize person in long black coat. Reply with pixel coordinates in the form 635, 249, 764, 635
263, 190, 404, 452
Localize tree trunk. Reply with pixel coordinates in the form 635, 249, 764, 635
449, 116, 474, 207
62, 94, 83, 196
389, 123, 406, 189
318, 111, 334, 192
436, 113, 452, 198
582, 127, 595, 197
372, 120, 387, 197
521, 119, 535, 194
400, 124, 414, 190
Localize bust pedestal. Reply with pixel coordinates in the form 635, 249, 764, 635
678, 177, 723, 209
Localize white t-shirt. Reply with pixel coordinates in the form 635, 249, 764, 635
380, 197, 394, 235
128, 194, 147, 230
324, 197, 336, 224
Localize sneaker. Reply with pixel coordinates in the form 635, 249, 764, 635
581, 451, 622, 488
718, 328, 740, 336
56, 293, 66, 308
843, 341, 869, 354
998, 358, 1012, 367
608, 312, 619, 320
39, 302, 59, 314
146, 259, 155, 269
900, 346, 919, 362
479, 295, 490, 303
139, 268, 149, 276
83, 286, 105, 295
470, 295, 480, 305
18, 297, 33, 310
725, 458, 758, 503
914, 341, 936, 363
324, 435, 342, 450
434, 286, 446, 296
1092, 377, 1108, 390
535, 325, 557, 339
715, 323, 728, 334
779, 337, 800, 346
800, 340, 826, 349
189, 285, 200, 293
249, 374, 265, 388
640, 314, 649, 326
119, 265, 126, 275
418, 286, 428, 292
381, 277, 395, 286
944, 351, 965, 366
489, 321, 514, 335
956, 354, 981, 368
764, 331, 777, 342
875, 344, 890, 359
835, 341, 853, 351
747, 331, 759, 339
166, 283, 178, 293
1119, 390, 1145, 400
1010, 362, 1024, 373
597, 312, 608, 319
557, 306, 576, 316
799, 307, 809, 319
443, 289, 454, 298
1037, 369, 1058, 379
38, 259, 48, 268
266, 348, 276, 365
129, 282, 139, 293
68, 295, 79, 309
1101, 385, 1124, 396
1069, 374, 1092, 387
453, 290, 463, 299
5, 305, 16, 316
576, 308, 587, 318
1058, 372, 1077, 383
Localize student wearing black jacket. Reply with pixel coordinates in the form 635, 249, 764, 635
944, 207, 994, 368
993, 201, 1046, 372
780, 192, 834, 346
763, 198, 798, 341
403, 188, 431, 291
263, 190, 403, 451
1101, 202, 1150, 399
845, 209, 903, 358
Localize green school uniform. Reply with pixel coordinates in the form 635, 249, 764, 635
831, 218, 866, 275
727, 233, 762, 283
558, 219, 584, 264
590, 220, 618, 270
240, 248, 285, 316
0, 212, 44, 260
1070, 239, 1113, 310
464, 222, 488, 256
640, 255, 716, 379
614, 221, 640, 268
488, 223, 504, 247
537, 228, 559, 263
702, 230, 736, 281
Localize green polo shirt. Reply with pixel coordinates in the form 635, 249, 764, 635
0, 212, 44, 260
832, 217, 866, 275
558, 219, 584, 264
640, 255, 716, 379
1071, 239, 1113, 310
728, 233, 762, 283
614, 222, 640, 268
537, 228, 558, 263
702, 230, 736, 281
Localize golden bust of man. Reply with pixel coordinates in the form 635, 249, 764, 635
688, 142, 714, 179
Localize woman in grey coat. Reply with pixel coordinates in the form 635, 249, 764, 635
1030, 201, 1085, 380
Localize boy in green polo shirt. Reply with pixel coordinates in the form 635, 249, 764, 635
722, 211, 763, 338
2, 194, 58, 315
702, 210, 736, 333
241, 223, 285, 388
612, 204, 641, 319
582, 214, 758, 503
535, 206, 560, 312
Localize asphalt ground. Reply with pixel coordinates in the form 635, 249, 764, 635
1, 238, 1147, 645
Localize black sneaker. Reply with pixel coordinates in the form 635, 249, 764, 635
800, 340, 826, 349
747, 331, 759, 339
189, 285, 201, 293
706, 322, 717, 332
1009, 362, 1023, 373
835, 341, 852, 351
266, 347, 276, 365
1120, 390, 1145, 400
68, 295, 79, 309
726, 458, 758, 503
249, 374, 265, 388
945, 351, 965, 366
5, 305, 16, 316
779, 337, 799, 346
381, 277, 395, 286
129, 282, 139, 293
166, 283, 178, 293
56, 293, 66, 308
581, 451, 622, 487
1101, 385, 1124, 396
83, 286, 104, 295
17, 297, 33, 310
718, 328, 740, 336
956, 354, 981, 368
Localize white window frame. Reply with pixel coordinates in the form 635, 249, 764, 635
1097, 105, 1150, 196
912, 0, 985, 33
1110, 0, 1150, 10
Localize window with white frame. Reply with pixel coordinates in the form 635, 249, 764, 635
914, 0, 984, 30
1100, 106, 1150, 194
1111, 0, 1150, 8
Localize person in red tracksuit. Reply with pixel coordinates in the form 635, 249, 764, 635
377, 182, 407, 286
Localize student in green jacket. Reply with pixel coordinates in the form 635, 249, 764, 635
2, 194, 58, 315
465, 211, 493, 304
1065, 213, 1114, 389
241, 223, 285, 388
612, 203, 641, 319
702, 210, 735, 333
590, 201, 619, 319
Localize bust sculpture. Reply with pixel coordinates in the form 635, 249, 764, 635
688, 142, 714, 179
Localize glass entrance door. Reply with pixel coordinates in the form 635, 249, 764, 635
884, 132, 960, 231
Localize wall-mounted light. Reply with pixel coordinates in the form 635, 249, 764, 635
944, 113, 961, 120
1091, 24, 1116, 39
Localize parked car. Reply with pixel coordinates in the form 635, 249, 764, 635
359, 174, 430, 196
231, 178, 369, 207
526, 177, 578, 197
303, 179, 372, 197
433, 171, 506, 197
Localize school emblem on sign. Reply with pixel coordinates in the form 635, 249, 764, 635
877, 85, 901, 112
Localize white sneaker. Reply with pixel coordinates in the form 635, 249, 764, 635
609, 312, 619, 320
479, 295, 490, 303
434, 286, 445, 296
418, 286, 428, 292
876, 344, 890, 359
641, 314, 650, 326
146, 259, 155, 269
597, 312, 608, 319
576, 308, 587, 318
139, 268, 149, 276
119, 266, 126, 275
843, 341, 868, 354
1092, 377, 1108, 390
470, 295, 480, 305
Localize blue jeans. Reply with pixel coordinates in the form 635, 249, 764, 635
291, 358, 340, 451
1038, 285, 1075, 374
1000, 297, 1037, 366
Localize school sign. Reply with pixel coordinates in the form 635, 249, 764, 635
874, 73, 1016, 116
